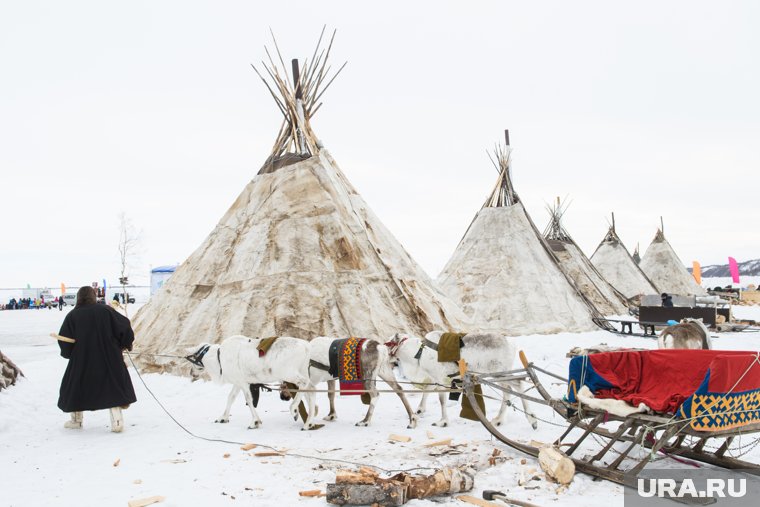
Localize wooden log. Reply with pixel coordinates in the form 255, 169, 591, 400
127, 496, 165, 507
401, 467, 474, 500
335, 470, 378, 485
538, 446, 575, 485
325, 483, 406, 506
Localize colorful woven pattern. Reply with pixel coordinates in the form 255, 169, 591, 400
339, 337, 366, 395
678, 353, 760, 432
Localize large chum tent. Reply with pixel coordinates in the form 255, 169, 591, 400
543, 199, 629, 316
437, 132, 599, 336
639, 222, 706, 296
133, 31, 467, 372
590, 215, 659, 299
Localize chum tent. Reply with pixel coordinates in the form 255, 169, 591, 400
590, 215, 659, 299
639, 223, 706, 296
542, 198, 629, 316
132, 30, 468, 373
437, 132, 600, 336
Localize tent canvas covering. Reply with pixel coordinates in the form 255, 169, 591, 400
640, 229, 706, 296
437, 136, 598, 336
591, 221, 659, 299
543, 200, 629, 316
132, 31, 467, 373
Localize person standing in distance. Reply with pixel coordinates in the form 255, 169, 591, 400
57, 286, 137, 432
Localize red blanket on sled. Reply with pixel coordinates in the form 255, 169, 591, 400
578, 350, 760, 414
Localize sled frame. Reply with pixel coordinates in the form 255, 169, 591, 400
462, 352, 760, 487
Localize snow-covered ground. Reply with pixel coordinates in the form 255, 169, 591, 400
2, 306, 760, 507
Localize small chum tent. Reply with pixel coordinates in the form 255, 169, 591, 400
639, 221, 706, 296
437, 131, 600, 336
590, 214, 659, 299
542, 198, 629, 316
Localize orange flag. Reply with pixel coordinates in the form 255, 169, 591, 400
60, 282, 66, 295
692, 261, 701, 285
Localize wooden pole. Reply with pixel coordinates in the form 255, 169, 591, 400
50, 333, 75, 343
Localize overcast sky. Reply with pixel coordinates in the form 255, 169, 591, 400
1, 1, 758, 289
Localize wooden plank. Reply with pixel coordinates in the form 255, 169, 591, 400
456, 495, 501, 507
388, 434, 411, 443
127, 496, 165, 507
298, 490, 323, 497
423, 438, 452, 447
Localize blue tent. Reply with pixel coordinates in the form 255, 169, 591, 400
150, 265, 177, 295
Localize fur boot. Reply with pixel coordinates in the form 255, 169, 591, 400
64, 411, 83, 429
110, 407, 124, 433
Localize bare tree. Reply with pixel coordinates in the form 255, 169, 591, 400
117, 212, 141, 318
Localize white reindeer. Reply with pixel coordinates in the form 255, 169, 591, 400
282, 337, 418, 428
658, 318, 712, 350
386, 331, 538, 429
186, 335, 317, 430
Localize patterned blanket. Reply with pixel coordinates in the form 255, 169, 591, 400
567, 350, 760, 432
328, 337, 367, 396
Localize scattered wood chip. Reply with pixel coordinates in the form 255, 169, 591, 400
298, 490, 323, 497
423, 438, 452, 447
253, 451, 284, 457
358, 466, 379, 477
426, 430, 436, 439
223, 453, 230, 458
520, 458, 527, 465
127, 496, 166, 507
388, 434, 411, 443
457, 495, 501, 507
133, 479, 142, 485
113, 458, 121, 467
240, 443, 257, 451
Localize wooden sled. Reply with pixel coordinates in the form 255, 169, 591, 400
462, 351, 760, 487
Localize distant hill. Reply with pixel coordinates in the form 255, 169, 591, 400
688, 259, 760, 277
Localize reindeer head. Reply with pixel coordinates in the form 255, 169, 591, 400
279, 381, 302, 401
184, 343, 211, 379
384, 333, 409, 366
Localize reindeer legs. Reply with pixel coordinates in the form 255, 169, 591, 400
241, 386, 263, 429
379, 368, 418, 429
215, 385, 241, 423
433, 391, 449, 427
324, 379, 338, 421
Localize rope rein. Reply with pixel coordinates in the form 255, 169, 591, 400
124, 351, 442, 474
